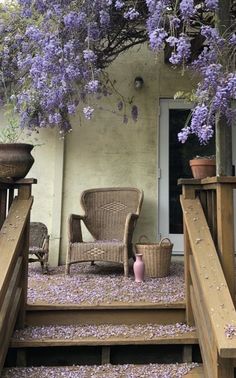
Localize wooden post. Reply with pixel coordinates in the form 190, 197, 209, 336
217, 356, 234, 378
216, 182, 235, 301
17, 184, 32, 328
216, 116, 232, 176
183, 345, 192, 363
182, 184, 195, 326
18, 184, 32, 201
0, 188, 7, 229
101, 346, 110, 364
215, 1, 232, 176
206, 190, 217, 245
184, 220, 195, 326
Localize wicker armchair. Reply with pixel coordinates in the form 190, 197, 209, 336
29, 222, 50, 273
66, 187, 143, 276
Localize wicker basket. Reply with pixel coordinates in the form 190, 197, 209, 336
135, 236, 173, 278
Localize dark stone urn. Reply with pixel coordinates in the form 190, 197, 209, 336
0, 143, 34, 180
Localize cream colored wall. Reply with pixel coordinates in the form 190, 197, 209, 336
59, 46, 195, 264
28, 129, 64, 266
0, 115, 63, 266
0, 44, 196, 266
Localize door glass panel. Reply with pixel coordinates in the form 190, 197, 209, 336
169, 109, 215, 234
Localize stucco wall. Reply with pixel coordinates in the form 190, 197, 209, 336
59, 45, 195, 264
29, 129, 64, 266
0, 44, 196, 266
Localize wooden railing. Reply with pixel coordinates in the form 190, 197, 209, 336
0, 179, 35, 374
179, 177, 236, 377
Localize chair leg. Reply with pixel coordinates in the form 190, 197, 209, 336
124, 262, 129, 277
65, 263, 70, 274
124, 246, 129, 277
40, 261, 44, 273
42, 259, 49, 274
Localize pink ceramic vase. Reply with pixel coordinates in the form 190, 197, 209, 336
133, 254, 145, 283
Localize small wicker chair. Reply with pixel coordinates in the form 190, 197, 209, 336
29, 222, 50, 273
66, 187, 143, 276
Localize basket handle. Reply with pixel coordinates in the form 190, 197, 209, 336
138, 234, 149, 243
160, 237, 172, 246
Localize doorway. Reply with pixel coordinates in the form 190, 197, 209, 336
159, 99, 215, 253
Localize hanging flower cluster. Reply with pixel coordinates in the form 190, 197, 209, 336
145, 0, 236, 144
0, 0, 235, 143
0, 0, 147, 134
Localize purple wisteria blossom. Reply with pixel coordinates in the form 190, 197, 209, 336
83, 49, 97, 63
99, 10, 110, 27
85, 80, 99, 93
115, 1, 124, 10
0, 0, 235, 143
205, 0, 219, 10
149, 28, 168, 51
144, 0, 235, 144
124, 8, 140, 20
169, 35, 191, 64
179, 0, 196, 21
83, 106, 94, 120
0, 0, 146, 133
178, 105, 214, 144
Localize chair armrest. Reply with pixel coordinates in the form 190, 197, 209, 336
123, 213, 139, 244
68, 214, 86, 243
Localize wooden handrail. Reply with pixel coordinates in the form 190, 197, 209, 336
0, 179, 35, 374
179, 177, 236, 301
181, 192, 236, 377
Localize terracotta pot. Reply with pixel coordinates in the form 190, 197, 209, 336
189, 158, 216, 179
0, 143, 34, 180
133, 253, 145, 282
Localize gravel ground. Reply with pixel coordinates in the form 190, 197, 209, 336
27, 261, 185, 305
2, 363, 199, 378
12, 322, 195, 341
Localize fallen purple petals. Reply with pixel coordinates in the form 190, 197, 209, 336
12, 322, 195, 341
2, 363, 199, 378
27, 262, 185, 305
225, 323, 236, 338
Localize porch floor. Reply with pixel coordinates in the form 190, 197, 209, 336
27, 260, 185, 306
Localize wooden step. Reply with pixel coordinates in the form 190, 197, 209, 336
26, 301, 186, 326
11, 323, 198, 348
2, 364, 203, 377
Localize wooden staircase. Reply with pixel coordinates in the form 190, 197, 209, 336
4, 177, 236, 376
4, 302, 202, 377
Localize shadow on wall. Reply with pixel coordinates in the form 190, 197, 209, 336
134, 196, 157, 243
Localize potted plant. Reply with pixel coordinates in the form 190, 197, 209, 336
0, 119, 35, 180
189, 155, 216, 179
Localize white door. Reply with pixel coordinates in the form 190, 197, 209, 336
159, 99, 215, 254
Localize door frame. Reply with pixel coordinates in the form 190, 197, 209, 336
158, 99, 192, 254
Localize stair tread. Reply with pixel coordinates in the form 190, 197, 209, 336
11, 323, 198, 347
26, 301, 186, 310
2, 364, 202, 377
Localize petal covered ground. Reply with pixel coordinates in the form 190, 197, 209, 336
28, 261, 185, 305
2, 363, 199, 378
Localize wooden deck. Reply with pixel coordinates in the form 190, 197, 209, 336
25, 260, 186, 326
4, 177, 236, 376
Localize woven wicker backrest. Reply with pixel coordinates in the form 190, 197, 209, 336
29, 222, 48, 248
81, 187, 143, 240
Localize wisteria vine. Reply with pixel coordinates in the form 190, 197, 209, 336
0, 0, 235, 143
